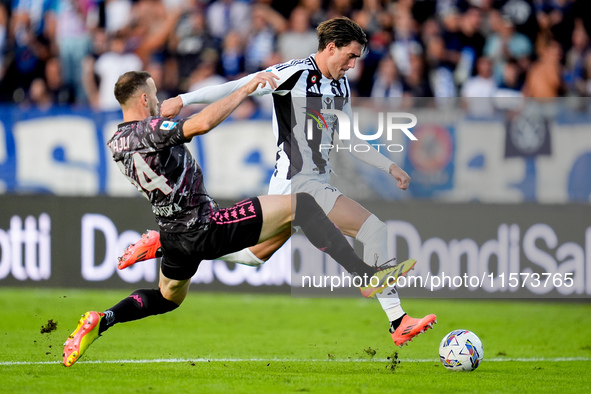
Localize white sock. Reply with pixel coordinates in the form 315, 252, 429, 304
357, 214, 405, 322
376, 289, 406, 322
218, 248, 265, 267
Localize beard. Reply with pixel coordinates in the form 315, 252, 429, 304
150, 102, 159, 117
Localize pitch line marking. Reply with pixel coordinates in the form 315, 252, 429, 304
1, 357, 591, 366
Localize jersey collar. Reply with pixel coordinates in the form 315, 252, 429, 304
309, 54, 321, 73
309, 53, 347, 83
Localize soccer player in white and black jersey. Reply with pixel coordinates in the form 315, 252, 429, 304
141, 17, 436, 347
62, 70, 408, 367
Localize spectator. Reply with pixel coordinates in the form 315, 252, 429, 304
419, 16, 442, 46
0, 3, 8, 78
357, 29, 392, 97
326, 0, 354, 20
298, 0, 326, 28
370, 55, 403, 98
351, 0, 382, 36
564, 21, 590, 96
389, 10, 422, 78
492, 59, 524, 111
145, 57, 179, 104
104, 0, 133, 34
0, 0, 54, 102
439, 7, 462, 73
126, 0, 183, 66
454, 7, 486, 86
402, 53, 433, 103
186, 51, 226, 93
478, 0, 498, 37
497, 0, 538, 44
277, 6, 317, 61
45, 55, 74, 105
534, 0, 575, 53
83, 31, 143, 110
243, 4, 286, 73
169, 50, 227, 118
259, 0, 298, 21
26, 77, 53, 110
392, 0, 414, 16
495, 59, 525, 98
522, 39, 563, 98
461, 56, 497, 116
425, 35, 457, 99
170, 3, 218, 88
220, 30, 245, 79
484, 10, 533, 84
206, 0, 251, 40
10, 0, 55, 40
52, 0, 94, 103
581, 51, 591, 96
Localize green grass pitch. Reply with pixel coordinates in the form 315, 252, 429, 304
1, 287, 590, 393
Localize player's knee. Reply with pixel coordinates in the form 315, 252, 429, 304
296, 192, 314, 205
158, 283, 188, 307
156, 290, 181, 313
359, 214, 386, 239
294, 193, 322, 218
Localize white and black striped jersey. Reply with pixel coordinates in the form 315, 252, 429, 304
262, 55, 352, 179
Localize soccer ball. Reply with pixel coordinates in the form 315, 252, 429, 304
438, 329, 484, 371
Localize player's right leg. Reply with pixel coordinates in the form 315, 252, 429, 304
258, 193, 368, 275
117, 228, 291, 269
244, 227, 292, 263
118, 230, 162, 269
390, 314, 438, 347
257, 193, 402, 295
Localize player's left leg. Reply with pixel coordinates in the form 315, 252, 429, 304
97, 271, 187, 334
63, 270, 186, 367
327, 196, 405, 318
327, 195, 436, 346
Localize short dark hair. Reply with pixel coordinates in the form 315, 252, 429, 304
114, 71, 152, 106
317, 17, 368, 52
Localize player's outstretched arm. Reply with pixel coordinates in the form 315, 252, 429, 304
161, 73, 262, 118
181, 72, 278, 138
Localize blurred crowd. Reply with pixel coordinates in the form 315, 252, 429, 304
1, 0, 590, 112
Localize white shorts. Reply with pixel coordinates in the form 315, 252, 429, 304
268, 173, 343, 215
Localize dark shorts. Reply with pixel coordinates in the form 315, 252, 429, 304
160, 198, 263, 280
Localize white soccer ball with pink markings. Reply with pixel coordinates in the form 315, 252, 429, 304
439, 329, 484, 371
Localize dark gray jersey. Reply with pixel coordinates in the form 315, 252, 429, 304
107, 117, 217, 233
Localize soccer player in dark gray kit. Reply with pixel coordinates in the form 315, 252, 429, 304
62, 70, 408, 367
